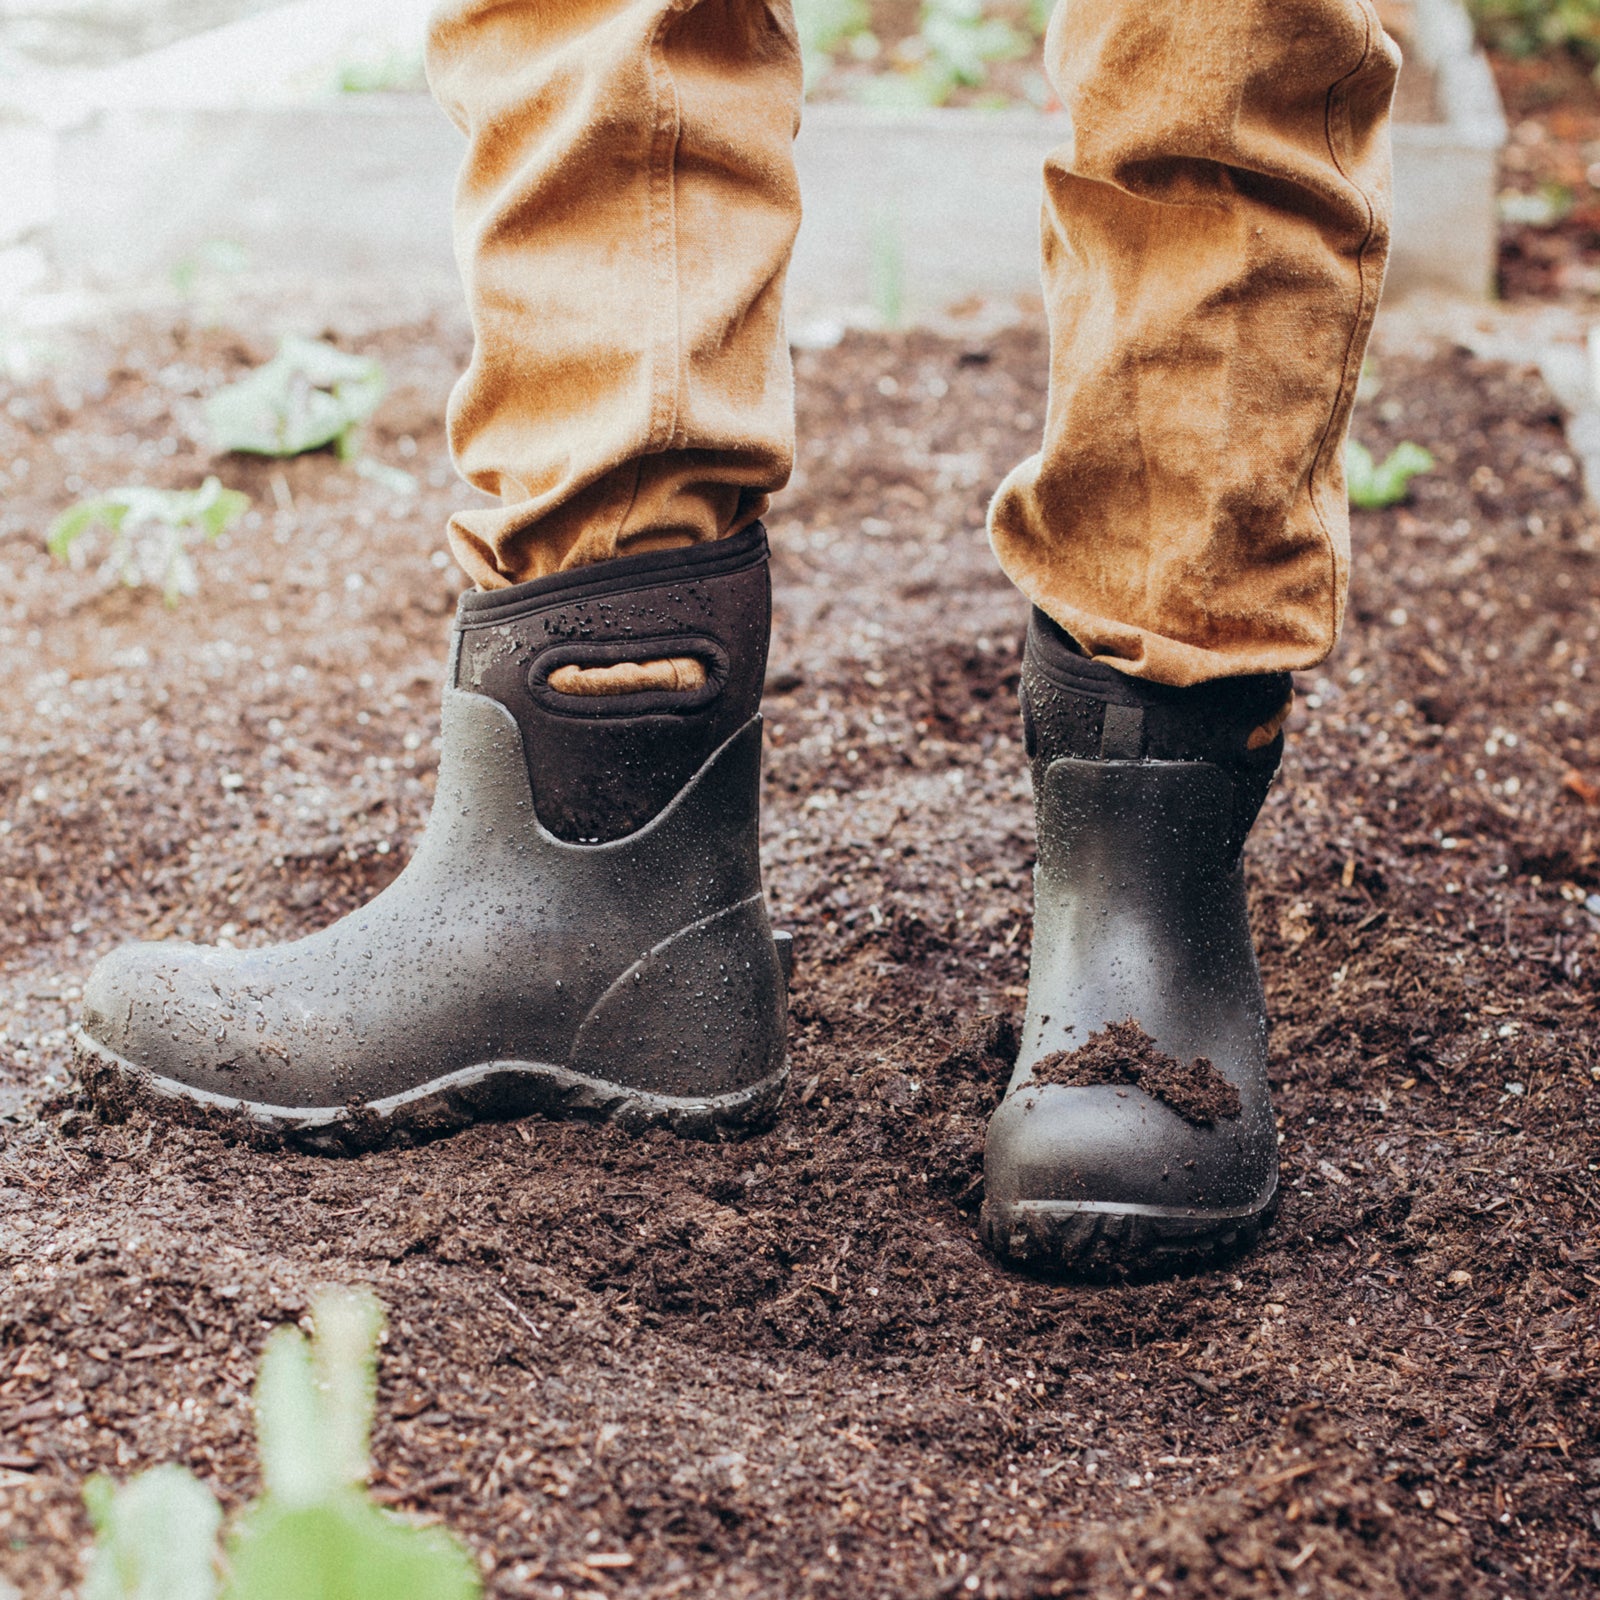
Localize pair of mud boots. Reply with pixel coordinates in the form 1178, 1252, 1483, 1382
76, 526, 1289, 1272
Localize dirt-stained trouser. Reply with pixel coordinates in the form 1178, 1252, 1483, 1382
425, 0, 1399, 687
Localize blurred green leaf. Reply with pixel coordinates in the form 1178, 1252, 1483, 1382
794, 0, 872, 86
921, 0, 1028, 86
223, 1495, 478, 1600
206, 337, 385, 458
81, 1289, 480, 1600
1468, 0, 1600, 64
1347, 440, 1434, 509
47, 477, 250, 604
256, 1289, 383, 1506
337, 47, 427, 93
171, 240, 250, 300
1498, 182, 1576, 227
82, 1466, 222, 1600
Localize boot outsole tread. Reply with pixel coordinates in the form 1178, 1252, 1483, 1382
979, 1185, 1279, 1277
74, 1028, 787, 1154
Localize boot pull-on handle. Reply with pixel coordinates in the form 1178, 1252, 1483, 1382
547, 657, 708, 696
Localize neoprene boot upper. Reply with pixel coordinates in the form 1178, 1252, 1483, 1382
76, 525, 788, 1147
981, 609, 1290, 1270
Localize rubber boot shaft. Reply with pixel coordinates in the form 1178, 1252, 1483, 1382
982, 610, 1289, 1270
76, 528, 787, 1147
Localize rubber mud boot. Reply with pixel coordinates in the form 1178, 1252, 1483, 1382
75, 523, 790, 1151
980, 608, 1292, 1273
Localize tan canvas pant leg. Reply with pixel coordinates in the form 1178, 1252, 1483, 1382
426, 0, 802, 590
990, 0, 1400, 687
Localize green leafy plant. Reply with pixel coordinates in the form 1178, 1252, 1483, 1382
1498, 182, 1577, 226
84, 1289, 479, 1600
48, 477, 250, 604
920, 0, 1029, 88
795, 0, 873, 87
205, 337, 386, 460
84, 1466, 222, 1600
1468, 0, 1600, 65
1346, 440, 1434, 509
801, 0, 1035, 107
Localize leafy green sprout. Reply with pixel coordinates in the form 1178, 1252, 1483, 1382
47, 477, 250, 606
84, 1288, 480, 1600
205, 337, 386, 461
1346, 440, 1434, 510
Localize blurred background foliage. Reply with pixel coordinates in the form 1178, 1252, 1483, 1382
1467, 0, 1600, 66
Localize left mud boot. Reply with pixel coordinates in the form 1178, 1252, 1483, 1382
981, 609, 1292, 1272
75, 525, 790, 1150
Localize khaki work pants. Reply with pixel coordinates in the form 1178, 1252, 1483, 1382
426, 0, 1399, 687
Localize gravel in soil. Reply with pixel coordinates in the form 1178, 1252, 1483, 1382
0, 315, 1597, 1598
1030, 1020, 1242, 1128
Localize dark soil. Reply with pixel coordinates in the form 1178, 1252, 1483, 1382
0, 316, 1597, 1599
1031, 1021, 1242, 1128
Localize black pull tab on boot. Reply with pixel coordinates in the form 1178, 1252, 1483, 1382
75, 525, 787, 1150
981, 609, 1291, 1272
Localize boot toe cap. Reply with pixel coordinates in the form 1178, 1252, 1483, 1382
80, 941, 281, 1103
983, 1079, 1275, 1216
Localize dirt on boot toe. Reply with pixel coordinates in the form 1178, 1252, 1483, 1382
1030, 1018, 1242, 1126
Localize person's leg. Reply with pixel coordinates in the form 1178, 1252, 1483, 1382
982, 0, 1399, 1270
427, 0, 802, 589
991, 0, 1397, 687
75, 0, 803, 1146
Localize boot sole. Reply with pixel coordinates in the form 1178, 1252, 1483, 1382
979, 1182, 1278, 1277
73, 1028, 788, 1154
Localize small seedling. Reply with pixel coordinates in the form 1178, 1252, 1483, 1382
919, 0, 1028, 88
1346, 440, 1434, 509
48, 477, 250, 605
83, 1289, 480, 1600
206, 337, 386, 460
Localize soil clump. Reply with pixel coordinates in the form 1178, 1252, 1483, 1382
1030, 1019, 1242, 1125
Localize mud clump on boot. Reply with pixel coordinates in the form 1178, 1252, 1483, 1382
1030, 1018, 1241, 1125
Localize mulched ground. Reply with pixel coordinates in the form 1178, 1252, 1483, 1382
0, 313, 1596, 1599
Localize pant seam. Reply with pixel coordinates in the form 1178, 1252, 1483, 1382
1309, 1, 1386, 654
644, 1, 689, 459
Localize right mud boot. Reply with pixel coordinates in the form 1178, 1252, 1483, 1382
980, 609, 1292, 1273
76, 523, 789, 1149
